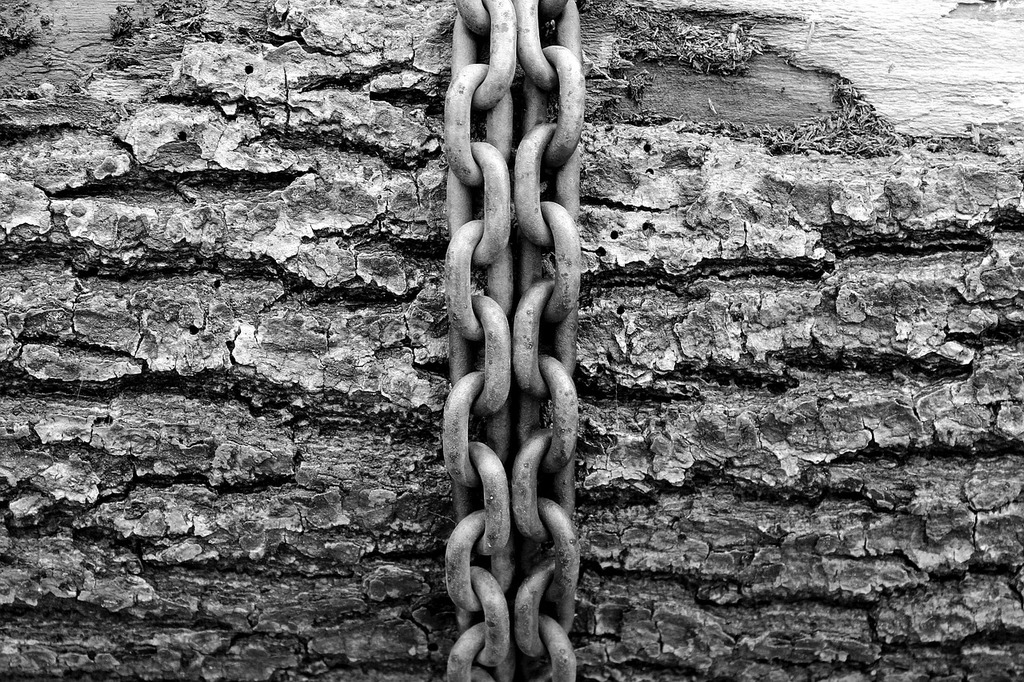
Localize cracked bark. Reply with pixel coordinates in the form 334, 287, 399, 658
0, 0, 1023, 680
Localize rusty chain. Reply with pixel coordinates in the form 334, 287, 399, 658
444, 0, 583, 679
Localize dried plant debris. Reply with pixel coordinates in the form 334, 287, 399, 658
587, 4, 911, 158
624, 70, 653, 108
601, 78, 907, 159
601, 69, 1001, 160
603, 3, 763, 75
153, 0, 206, 34
917, 127, 1007, 158
109, 4, 150, 44
0, 1, 39, 58
756, 79, 908, 157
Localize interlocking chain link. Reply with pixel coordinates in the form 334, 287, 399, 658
444, 3, 517, 681
510, 1, 582, 679
443, 0, 583, 679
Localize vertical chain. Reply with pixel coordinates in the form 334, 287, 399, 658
443, 2, 517, 680
510, 1, 583, 679
444, 0, 583, 679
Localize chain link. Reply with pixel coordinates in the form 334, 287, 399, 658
509, 1, 583, 679
444, 4, 518, 681
444, 0, 583, 678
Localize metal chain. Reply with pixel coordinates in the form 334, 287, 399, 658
443, 2, 517, 681
443, 0, 584, 679
509, 1, 583, 679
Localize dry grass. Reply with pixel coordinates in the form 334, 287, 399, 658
608, 3, 762, 75
755, 79, 907, 157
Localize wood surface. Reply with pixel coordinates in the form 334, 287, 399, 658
0, 0, 128, 86
0, 0, 1022, 680
647, 0, 1024, 136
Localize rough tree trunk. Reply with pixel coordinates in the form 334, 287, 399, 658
0, 0, 1022, 680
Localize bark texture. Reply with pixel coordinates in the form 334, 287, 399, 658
0, 0, 1023, 680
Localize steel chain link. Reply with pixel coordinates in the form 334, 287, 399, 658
444, 4, 517, 681
444, 0, 583, 678
510, 1, 582, 680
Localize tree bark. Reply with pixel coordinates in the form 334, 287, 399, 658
0, 0, 1022, 680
